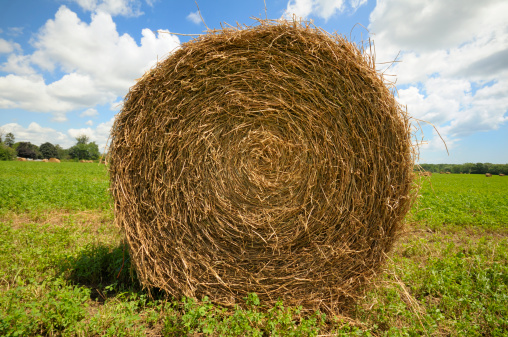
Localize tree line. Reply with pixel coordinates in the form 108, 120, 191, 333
0, 131, 101, 161
419, 163, 508, 175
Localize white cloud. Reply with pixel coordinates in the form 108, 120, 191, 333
350, 0, 367, 10
0, 122, 70, 147
283, 0, 365, 21
86, 120, 93, 126
31, 7, 180, 91
0, 74, 76, 113
7, 27, 24, 37
68, 127, 94, 140
186, 11, 202, 25
52, 114, 69, 123
81, 108, 99, 117
398, 78, 472, 125
370, 0, 506, 55
0, 39, 21, 54
369, 0, 508, 159
0, 116, 118, 150
370, 0, 508, 75
68, 116, 114, 150
109, 99, 123, 111
0, 54, 35, 75
68, 0, 142, 17
0, 6, 180, 121
418, 128, 456, 156
284, 0, 314, 19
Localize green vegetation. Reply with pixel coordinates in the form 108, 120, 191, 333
411, 174, 508, 231
40, 142, 59, 159
68, 135, 101, 161
0, 143, 16, 161
0, 130, 100, 161
0, 162, 110, 214
419, 162, 508, 175
0, 162, 506, 336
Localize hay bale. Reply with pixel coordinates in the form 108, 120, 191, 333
486, 173, 492, 177
48, 158, 60, 163
17, 157, 27, 161
109, 20, 416, 314
42, 159, 48, 162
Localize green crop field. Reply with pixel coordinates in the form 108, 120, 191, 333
0, 161, 506, 336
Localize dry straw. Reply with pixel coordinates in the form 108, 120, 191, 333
109, 19, 416, 315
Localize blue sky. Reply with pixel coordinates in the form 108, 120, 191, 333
0, 0, 507, 163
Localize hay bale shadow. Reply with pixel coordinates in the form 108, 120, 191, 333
59, 242, 163, 302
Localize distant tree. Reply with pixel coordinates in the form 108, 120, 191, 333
0, 143, 16, 161
4, 133, 15, 147
483, 162, 494, 174
451, 165, 462, 174
39, 142, 58, 159
76, 135, 90, 145
69, 143, 88, 160
55, 144, 69, 160
87, 142, 100, 160
462, 163, 474, 174
68, 135, 100, 160
16, 142, 38, 159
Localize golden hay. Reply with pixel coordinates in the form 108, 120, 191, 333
109, 20, 416, 315
48, 158, 60, 163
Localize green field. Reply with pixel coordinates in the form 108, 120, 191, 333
0, 161, 507, 336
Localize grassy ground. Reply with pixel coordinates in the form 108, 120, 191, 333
0, 162, 506, 336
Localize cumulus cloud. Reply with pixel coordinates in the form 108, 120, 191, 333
0, 39, 21, 54
0, 122, 70, 147
0, 5, 180, 121
283, 0, 366, 21
0, 74, 76, 113
109, 99, 123, 111
0, 54, 35, 75
67, 0, 142, 17
81, 108, 99, 117
350, 0, 367, 10
86, 120, 93, 126
369, 0, 508, 157
186, 11, 202, 25
145, 0, 158, 6
68, 117, 114, 150
0, 117, 115, 150
369, 0, 508, 77
370, 0, 506, 55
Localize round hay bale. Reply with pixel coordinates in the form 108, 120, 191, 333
48, 158, 60, 163
109, 20, 416, 314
